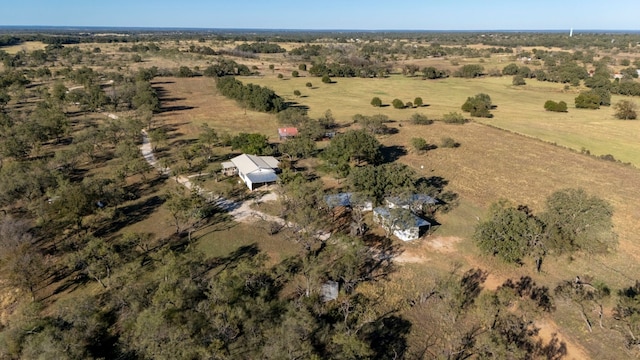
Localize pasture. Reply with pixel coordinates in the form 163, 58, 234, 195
240, 74, 640, 166
149, 72, 640, 358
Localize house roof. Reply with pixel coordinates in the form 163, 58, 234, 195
324, 192, 353, 207
278, 127, 298, 137
386, 194, 437, 207
221, 161, 235, 169
230, 154, 279, 175
374, 207, 430, 228
246, 171, 278, 184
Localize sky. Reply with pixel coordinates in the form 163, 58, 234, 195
0, 0, 638, 31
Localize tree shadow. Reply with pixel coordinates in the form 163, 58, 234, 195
93, 195, 166, 237
365, 314, 412, 360
380, 145, 407, 163
208, 243, 261, 274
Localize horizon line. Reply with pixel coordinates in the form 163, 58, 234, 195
1, 25, 639, 33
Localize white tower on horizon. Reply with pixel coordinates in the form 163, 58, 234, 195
570, 28, 573, 37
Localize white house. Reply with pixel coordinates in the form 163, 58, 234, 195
222, 154, 280, 190
373, 207, 430, 241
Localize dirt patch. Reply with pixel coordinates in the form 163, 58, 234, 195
426, 235, 461, 253
395, 253, 430, 263
536, 318, 591, 360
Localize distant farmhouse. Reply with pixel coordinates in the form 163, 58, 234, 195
222, 154, 280, 190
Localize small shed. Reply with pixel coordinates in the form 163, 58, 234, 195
278, 127, 298, 140
221, 161, 238, 176
321, 281, 339, 302
373, 207, 430, 241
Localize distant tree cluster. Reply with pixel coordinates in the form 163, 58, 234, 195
215, 76, 286, 113
203, 59, 252, 77
234, 42, 286, 54
421, 66, 448, 79
453, 64, 484, 78
289, 44, 324, 58
309, 61, 389, 78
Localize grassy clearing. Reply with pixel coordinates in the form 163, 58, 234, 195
0, 41, 47, 54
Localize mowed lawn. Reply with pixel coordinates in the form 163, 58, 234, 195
241, 74, 640, 167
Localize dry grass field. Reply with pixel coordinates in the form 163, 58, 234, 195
0, 41, 47, 54
147, 70, 640, 358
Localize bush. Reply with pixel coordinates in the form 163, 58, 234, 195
305, 82, 312, 88
613, 100, 637, 120
410, 113, 433, 125
502, 63, 519, 75
291, 70, 299, 77
293, 90, 301, 97
575, 91, 601, 109
544, 100, 568, 112
277, 73, 284, 79
441, 137, 459, 148
405, 101, 413, 108
441, 112, 468, 124
512, 75, 526, 86
414, 97, 423, 107
298, 64, 307, 71
321, 75, 332, 83
371, 97, 382, 107
411, 137, 429, 152
462, 93, 493, 118
177, 66, 194, 77
392, 99, 405, 109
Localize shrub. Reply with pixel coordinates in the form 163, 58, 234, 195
305, 82, 312, 88
411, 137, 429, 152
291, 70, 299, 77
414, 97, 423, 107
544, 100, 568, 112
410, 113, 433, 125
298, 63, 307, 71
277, 73, 284, 79
502, 63, 519, 75
575, 91, 601, 109
371, 97, 382, 107
512, 75, 526, 86
405, 101, 413, 108
441, 137, 459, 148
613, 100, 637, 120
441, 112, 468, 124
177, 66, 194, 77
293, 90, 301, 97
392, 99, 405, 109
321, 75, 332, 83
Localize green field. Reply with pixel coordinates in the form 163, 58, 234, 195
240, 74, 640, 166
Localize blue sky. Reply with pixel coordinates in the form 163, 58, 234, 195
1, 0, 638, 30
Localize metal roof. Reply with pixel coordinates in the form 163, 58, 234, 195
230, 154, 279, 175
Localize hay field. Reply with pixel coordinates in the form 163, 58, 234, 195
240, 74, 640, 166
